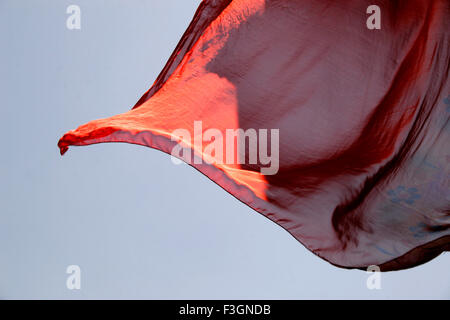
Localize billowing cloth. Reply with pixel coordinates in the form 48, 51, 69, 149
59, 0, 450, 270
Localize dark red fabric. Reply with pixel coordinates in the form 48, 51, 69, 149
59, 0, 450, 270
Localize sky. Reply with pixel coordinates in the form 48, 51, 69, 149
0, 0, 449, 299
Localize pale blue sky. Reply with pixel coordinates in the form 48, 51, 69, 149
0, 0, 448, 299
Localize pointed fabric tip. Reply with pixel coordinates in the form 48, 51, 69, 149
59, 145, 68, 155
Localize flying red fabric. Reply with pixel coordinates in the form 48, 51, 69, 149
59, 0, 450, 271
